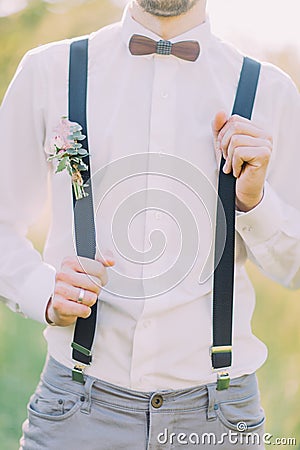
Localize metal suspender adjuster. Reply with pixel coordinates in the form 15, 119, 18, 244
71, 342, 92, 383
72, 365, 86, 384
210, 346, 232, 390
216, 372, 231, 391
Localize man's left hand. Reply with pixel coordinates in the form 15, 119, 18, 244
212, 111, 273, 212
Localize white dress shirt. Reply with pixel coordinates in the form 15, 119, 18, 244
1, 5, 300, 391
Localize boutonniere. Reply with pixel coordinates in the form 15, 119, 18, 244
48, 117, 89, 200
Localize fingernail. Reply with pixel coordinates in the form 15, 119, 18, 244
106, 260, 115, 267
98, 250, 115, 266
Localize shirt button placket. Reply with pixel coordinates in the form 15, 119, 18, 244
148, 56, 177, 155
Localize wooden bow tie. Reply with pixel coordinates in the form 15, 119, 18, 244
129, 34, 200, 62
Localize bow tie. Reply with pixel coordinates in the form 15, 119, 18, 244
129, 34, 200, 62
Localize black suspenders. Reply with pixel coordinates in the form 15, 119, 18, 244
68, 38, 97, 383
212, 57, 261, 389
68, 39, 261, 386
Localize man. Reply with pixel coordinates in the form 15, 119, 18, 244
1, 0, 300, 448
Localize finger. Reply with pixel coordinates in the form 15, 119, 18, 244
56, 270, 105, 294
62, 257, 108, 286
61, 256, 108, 280
231, 147, 247, 178
54, 281, 98, 307
212, 111, 228, 143
219, 116, 272, 156
212, 111, 228, 166
218, 115, 254, 144
96, 248, 115, 266
223, 135, 272, 174
96, 256, 115, 267
231, 146, 271, 178
51, 294, 92, 320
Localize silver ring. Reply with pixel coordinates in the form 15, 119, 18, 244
77, 288, 85, 303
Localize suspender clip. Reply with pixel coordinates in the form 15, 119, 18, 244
72, 364, 87, 384
217, 372, 231, 391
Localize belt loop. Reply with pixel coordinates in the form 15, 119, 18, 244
206, 384, 217, 421
80, 376, 96, 415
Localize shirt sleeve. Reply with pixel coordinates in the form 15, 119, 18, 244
236, 76, 300, 289
0, 50, 56, 323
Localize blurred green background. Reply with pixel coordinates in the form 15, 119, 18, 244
0, 1, 299, 449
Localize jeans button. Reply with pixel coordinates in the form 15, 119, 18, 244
151, 394, 163, 409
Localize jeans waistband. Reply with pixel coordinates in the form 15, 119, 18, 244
41, 355, 257, 413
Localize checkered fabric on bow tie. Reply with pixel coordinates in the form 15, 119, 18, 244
129, 34, 200, 62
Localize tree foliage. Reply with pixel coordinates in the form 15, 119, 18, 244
0, 0, 122, 100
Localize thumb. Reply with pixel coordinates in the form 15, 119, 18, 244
96, 249, 115, 267
212, 111, 228, 140
212, 111, 228, 164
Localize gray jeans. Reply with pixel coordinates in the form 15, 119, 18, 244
20, 356, 265, 450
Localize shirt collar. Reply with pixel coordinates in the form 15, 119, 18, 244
121, 2, 213, 63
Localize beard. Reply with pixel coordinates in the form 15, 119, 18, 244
137, 0, 199, 17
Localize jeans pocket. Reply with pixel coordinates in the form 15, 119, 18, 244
216, 392, 265, 433
28, 378, 81, 421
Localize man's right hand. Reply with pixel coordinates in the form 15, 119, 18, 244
46, 256, 114, 327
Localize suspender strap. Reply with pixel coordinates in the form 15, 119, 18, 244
68, 46, 260, 380
212, 57, 261, 372
69, 39, 97, 380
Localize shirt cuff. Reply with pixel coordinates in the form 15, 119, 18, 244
235, 182, 283, 247
18, 263, 56, 324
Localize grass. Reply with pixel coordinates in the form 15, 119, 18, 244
248, 263, 300, 444
0, 263, 299, 449
0, 306, 46, 449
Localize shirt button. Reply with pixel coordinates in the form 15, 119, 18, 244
242, 225, 253, 232
151, 394, 164, 409
161, 92, 169, 99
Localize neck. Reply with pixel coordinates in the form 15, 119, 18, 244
130, 1, 206, 40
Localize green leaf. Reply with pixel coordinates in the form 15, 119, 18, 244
72, 131, 83, 139
56, 158, 68, 173
66, 149, 77, 155
78, 149, 88, 156
70, 124, 82, 132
